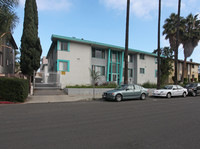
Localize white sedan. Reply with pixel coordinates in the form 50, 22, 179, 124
153, 85, 188, 98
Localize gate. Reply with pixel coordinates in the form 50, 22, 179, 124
34, 72, 61, 89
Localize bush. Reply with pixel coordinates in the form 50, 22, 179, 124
0, 78, 29, 102
66, 82, 117, 88
142, 82, 157, 88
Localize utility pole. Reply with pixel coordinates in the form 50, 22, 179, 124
157, 0, 161, 89
124, 0, 130, 85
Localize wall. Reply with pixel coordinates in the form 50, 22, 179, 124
137, 54, 157, 85
58, 42, 92, 88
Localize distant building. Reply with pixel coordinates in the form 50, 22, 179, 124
0, 34, 18, 75
168, 60, 200, 83
45, 34, 160, 88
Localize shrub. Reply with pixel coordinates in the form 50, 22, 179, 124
66, 82, 117, 88
0, 78, 29, 102
142, 82, 157, 88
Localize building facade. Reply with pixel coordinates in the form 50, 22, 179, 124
0, 34, 18, 75
168, 60, 200, 83
47, 35, 158, 88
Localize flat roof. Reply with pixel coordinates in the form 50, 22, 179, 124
51, 34, 161, 57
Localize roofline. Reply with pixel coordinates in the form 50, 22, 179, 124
51, 34, 163, 57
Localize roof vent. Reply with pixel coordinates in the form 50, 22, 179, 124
72, 37, 76, 39
190, 59, 193, 62
81, 38, 84, 40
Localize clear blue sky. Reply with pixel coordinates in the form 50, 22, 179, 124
13, 0, 200, 63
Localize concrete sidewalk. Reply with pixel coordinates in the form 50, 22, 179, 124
26, 94, 102, 104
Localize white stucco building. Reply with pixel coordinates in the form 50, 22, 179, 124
46, 34, 158, 88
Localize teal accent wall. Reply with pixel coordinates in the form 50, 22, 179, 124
107, 49, 111, 81
57, 59, 70, 72
119, 51, 124, 85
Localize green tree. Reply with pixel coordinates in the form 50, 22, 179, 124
181, 14, 200, 82
163, 12, 184, 84
153, 47, 174, 85
0, 0, 19, 34
20, 0, 42, 76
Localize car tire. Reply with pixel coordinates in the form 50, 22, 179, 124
192, 91, 197, 97
166, 93, 171, 98
182, 92, 186, 98
115, 94, 122, 102
140, 93, 146, 100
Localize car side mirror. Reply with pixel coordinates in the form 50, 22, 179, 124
126, 88, 130, 91
173, 88, 176, 90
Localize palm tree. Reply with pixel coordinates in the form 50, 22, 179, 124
163, 13, 184, 84
181, 14, 200, 82
157, 0, 161, 89
0, 0, 19, 34
89, 68, 101, 99
124, 0, 130, 85
174, 0, 181, 85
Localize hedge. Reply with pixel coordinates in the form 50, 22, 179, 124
0, 78, 29, 102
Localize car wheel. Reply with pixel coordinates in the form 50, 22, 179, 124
182, 92, 186, 98
166, 93, 171, 98
192, 91, 196, 97
140, 93, 146, 100
115, 94, 122, 102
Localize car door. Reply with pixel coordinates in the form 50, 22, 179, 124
133, 85, 142, 98
172, 86, 178, 96
197, 84, 200, 95
177, 85, 184, 96
122, 85, 134, 99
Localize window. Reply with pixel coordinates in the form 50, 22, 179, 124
128, 55, 133, 62
92, 48, 105, 59
0, 52, 2, 66
140, 68, 145, 74
60, 42, 68, 51
128, 69, 133, 77
112, 53, 117, 63
140, 54, 145, 60
127, 85, 133, 90
134, 85, 141, 90
92, 65, 105, 75
58, 60, 69, 71
192, 64, 194, 68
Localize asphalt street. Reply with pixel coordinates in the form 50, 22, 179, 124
1, 96, 200, 149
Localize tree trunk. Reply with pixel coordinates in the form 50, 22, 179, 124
182, 57, 187, 82
124, 0, 130, 85
174, 0, 181, 85
157, 0, 161, 89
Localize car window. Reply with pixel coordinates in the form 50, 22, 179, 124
117, 85, 128, 90
164, 85, 173, 89
189, 83, 197, 87
127, 85, 133, 90
177, 85, 183, 89
134, 85, 141, 90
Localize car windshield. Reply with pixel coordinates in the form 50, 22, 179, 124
189, 83, 197, 87
164, 85, 173, 89
116, 85, 128, 90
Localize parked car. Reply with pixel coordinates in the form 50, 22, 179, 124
102, 84, 149, 102
153, 85, 188, 98
185, 83, 200, 96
